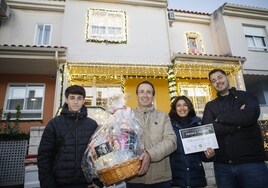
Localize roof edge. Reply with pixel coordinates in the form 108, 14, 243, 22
88, 0, 167, 8
221, 3, 268, 20
171, 53, 246, 63
7, 0, 65, 12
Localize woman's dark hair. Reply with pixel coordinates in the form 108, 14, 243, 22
65, 85, 86, 99
169, 95, 196, 120
208, 69, 227, 81
136, 80, 155, 96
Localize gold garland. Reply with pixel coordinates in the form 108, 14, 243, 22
55, 64, 65, 117
167, 65, 177, 102
120, 76, 125, 93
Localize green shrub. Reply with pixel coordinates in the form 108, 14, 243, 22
0, 105, 29, 140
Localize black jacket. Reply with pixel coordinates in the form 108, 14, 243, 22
37, 103, 98, 188
170, 116, 211, 188
201, 87, 266, 164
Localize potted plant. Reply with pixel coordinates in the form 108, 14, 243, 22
0, 105, 30, 186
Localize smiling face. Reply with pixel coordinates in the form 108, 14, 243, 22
136, 83, 154, 108
65, 94, 85, 112
175, 99, 189, 117
209, 71, 230, 96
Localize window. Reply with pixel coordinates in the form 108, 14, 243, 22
186, 32, 204, 54
86, 9, 127, 43
85, 84, 121, 126
85, 85, 122, 109
178, 83, 211, 116
35, 24, 52, 45
243, 25, 268, 51
3, 84, 45, 120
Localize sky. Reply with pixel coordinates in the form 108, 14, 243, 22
168, 0, 268, 13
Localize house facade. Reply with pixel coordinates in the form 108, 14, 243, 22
0, 0, 267, 133
213, 3, 268, 119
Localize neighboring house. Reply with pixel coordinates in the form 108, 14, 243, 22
0, 0, 267, 134
213, 3, 268, 119
0, 0, 67, 132
168, 3, 268, 119
167, 8, 246, 116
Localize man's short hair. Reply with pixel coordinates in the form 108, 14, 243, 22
208, 69, 227, 81
136, 80, 155, 96
65, 85, 86, 98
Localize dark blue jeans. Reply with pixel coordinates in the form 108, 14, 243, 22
126, 181, 171, 188
214, 162, 268, 188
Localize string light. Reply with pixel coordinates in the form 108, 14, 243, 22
120, 76, 125, 93
86, 8, 127, 44
67, 61, 168, 83
259, 120, 268, 152
185, 32, 205, 54
64, 60, 243, 103
167, 65, 178, 102
55, 64, 65, 116
174, 61, 241, 79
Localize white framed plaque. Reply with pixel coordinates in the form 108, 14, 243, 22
179, 123, 219, 154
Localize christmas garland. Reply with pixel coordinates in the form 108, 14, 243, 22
55, 64, 65, 117
167, 65, 177, 102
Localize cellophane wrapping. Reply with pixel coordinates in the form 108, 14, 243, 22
82, 94, 144, 183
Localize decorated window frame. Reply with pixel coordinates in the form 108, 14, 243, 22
85, 85, 123, 108
86, 8, 127, 44
177, 83, 211, 116
186, 32, 204, 54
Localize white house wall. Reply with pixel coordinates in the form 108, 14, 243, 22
222, 16, 268, 72
169, 20, 216, 55
62, 0, 171, 64
0, 6, 64, 46
210, 10, 232, 56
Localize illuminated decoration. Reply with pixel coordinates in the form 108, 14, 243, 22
120, 76, 125, 93
177, 83, 211, 116
259, 120, 268, 152
63, 58, 243, 104
66, 61, 168, 85
87, 106, 112, 126
186, 32, 204, 54
174, 61, 241, 79
86, 8, 127, 44
235, 69, 245, 90
167, 65, 177, 102
55, 64, 65, 116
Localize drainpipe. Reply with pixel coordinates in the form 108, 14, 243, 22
55, 50, 59, 68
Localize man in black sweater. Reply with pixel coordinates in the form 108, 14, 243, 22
202, 69, 268, 188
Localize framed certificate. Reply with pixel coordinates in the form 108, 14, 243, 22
179, 123, 219, 154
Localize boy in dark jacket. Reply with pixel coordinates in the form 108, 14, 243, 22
202, 69, 268, 188
38, 85, 99, 188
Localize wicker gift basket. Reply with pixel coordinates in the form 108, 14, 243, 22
97, 157, 141, 185
82, 94, 143, 186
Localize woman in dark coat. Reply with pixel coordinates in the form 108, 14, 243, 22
169, 96, 215, 188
